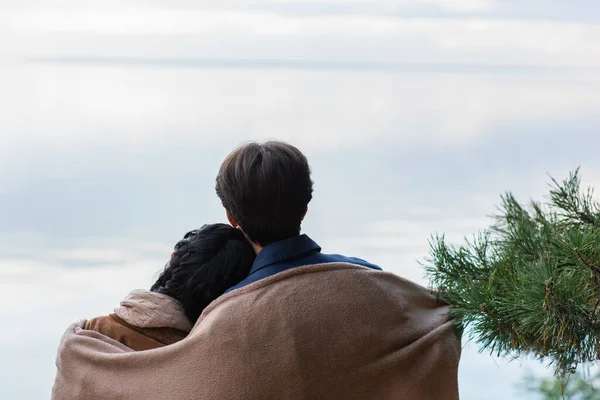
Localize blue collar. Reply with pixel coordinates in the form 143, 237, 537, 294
250, 234, 321, 274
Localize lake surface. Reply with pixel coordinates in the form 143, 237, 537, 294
1, 61, 600, 399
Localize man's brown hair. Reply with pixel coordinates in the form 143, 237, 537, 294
215, 141, 313, 246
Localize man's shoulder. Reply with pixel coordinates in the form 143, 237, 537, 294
318, 253, 382, 271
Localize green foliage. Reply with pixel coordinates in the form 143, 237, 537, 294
425, 168, 600, 376
517, 370, 600, 400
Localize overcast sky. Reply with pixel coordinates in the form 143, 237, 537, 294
1, 1, 600, 399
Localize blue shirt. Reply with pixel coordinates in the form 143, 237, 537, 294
226, 234, 381, 292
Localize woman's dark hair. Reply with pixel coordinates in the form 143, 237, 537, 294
215, 141, 313, 247
150, 224, 255, 324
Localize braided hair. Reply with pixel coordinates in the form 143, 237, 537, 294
150, 223, 255, 324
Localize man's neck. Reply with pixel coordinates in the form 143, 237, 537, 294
239, 229, 263, 255
250, 242, 263, 255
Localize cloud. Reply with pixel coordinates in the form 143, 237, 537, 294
0, 234, 172, 270
0, 257, 159, 321
2, 7, 600, 67
0, 62, 598, 168
0, 0, 498, 14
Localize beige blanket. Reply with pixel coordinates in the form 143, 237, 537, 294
52, 263, 461, 400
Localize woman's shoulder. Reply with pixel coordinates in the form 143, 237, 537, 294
84, 314, 135, 338
84, 313, 171, 351
83, 315, 116, 331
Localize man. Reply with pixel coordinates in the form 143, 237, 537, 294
215, 140, 381, 292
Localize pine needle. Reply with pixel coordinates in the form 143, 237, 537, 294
424, 169, 600, 377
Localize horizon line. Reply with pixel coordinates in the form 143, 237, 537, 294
19, 56, 597, 76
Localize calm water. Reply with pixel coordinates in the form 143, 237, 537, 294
1, 62, 600, 399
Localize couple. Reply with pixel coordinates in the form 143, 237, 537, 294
52, 141, 461, 400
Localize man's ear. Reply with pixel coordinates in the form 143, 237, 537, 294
226, 210, 239, 228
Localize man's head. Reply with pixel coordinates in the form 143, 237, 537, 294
215, 141, 313, 247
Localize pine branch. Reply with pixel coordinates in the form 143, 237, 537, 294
425, 169, 600, 377
518, 369, 600, 399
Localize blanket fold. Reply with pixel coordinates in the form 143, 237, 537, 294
52, 263, 461, 400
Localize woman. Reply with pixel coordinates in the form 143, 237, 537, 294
82, 223, 255, 351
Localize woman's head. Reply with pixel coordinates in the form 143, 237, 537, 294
150, 224, 255, 324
